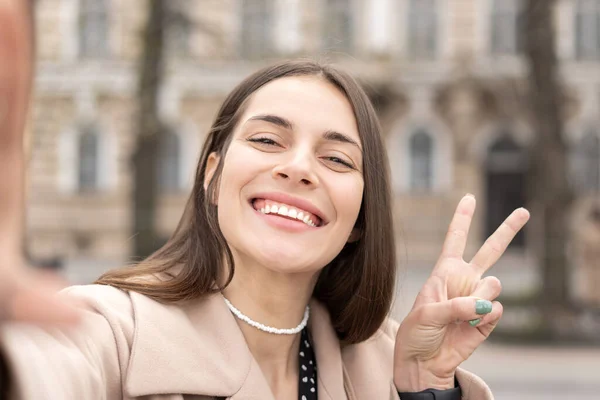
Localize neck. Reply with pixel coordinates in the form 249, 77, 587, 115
221, 254, 319, 386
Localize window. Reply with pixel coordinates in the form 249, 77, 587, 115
58, 123, 114, 194
79, 0, 109, 58
407, 0, 438, 59
323, 0, 354, 53
575, 0, 600, 60
157, 129, 182, 192
490, 0, 524, 55
571, 129, 600, 192
240, 0, 273, 59
409, 129, 434, 191
77, 125, 100, 192
485, 135, 527, 248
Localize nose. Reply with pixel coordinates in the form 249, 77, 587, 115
272, 149, 320, 188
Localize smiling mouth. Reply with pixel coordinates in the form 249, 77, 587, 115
251, 198, 324, 227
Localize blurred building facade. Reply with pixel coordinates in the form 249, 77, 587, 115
26, 0, 599, 283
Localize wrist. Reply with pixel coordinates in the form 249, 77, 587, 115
394, 360, 455, 392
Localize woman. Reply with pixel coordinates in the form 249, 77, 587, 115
0, 1, 530, 399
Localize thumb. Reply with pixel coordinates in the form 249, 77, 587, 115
419, 297, 494, 326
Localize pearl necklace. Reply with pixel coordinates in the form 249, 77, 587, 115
223, 297, 310, 335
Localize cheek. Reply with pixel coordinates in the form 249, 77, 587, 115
216, 148, 253, 200
332, 177, 364, 227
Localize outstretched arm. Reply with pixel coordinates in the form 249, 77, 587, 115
0, 0, 79, 328
0, 0, 32, 264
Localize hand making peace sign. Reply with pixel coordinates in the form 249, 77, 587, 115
393, 194, 530, 392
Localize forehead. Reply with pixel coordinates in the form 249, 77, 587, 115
240, 76, 360, 141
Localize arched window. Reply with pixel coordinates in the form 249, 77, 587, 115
79, 0, 109, 58
409, 129, 434, 191
77, 125, 100, 192
575, 0, 600, 60
572, 129, 600, 192
323, 0, 354, 53
407, 0, 438, 59
485, 134, 527, 247
240, 0, 273, 59
490, 0, 524, 55
157, 128, 182, 192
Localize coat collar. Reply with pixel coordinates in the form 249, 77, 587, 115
124, 291, 347, 399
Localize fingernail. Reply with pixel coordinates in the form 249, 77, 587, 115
469, 318, 481, 327
465, 193, 475, 199
475, 299, 493, 315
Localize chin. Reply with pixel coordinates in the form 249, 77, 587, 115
250, 242, 326, 274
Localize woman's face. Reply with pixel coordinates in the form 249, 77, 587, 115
212, 76, 364, 274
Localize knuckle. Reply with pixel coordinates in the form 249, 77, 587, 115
485, 238, 504, 254
502, 221, 519, 235
447, 228, 467, 238
450, 298, 465, 315
495, 302, 504, 314
487, 276, 503, 293
495, 278, 503, 293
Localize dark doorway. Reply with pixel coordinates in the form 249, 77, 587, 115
485, 135, 528, 248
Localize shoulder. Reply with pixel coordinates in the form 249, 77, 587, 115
60, 284, 135, 319
61, 283, 132, 304
54, 284, 139, 345
59, 268, 174, 320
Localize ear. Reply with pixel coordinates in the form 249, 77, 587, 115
203, 152, 220, 192
347, 228, 361, 243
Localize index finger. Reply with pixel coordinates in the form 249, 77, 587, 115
439, 194, 477, 262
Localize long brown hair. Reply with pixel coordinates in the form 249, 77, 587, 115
96, 60, 396, 344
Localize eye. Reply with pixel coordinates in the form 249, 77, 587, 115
246, 136, 281, 147
324, 156, 355, 170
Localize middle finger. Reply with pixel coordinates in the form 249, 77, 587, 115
470, 208, 530, 273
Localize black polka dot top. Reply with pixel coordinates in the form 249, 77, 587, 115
298, 327, 318, 400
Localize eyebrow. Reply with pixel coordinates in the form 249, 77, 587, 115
248, 114, 293, 130
247, 114, 362, 151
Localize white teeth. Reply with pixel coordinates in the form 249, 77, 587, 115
258, 202, 318, 228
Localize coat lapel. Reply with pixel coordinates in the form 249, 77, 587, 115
308, 300, 348, 400
124, 292, 252, 398
124, 291, 348, 399
229, 357, 276, 400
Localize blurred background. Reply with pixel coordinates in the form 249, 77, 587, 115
23, 0, 599, 398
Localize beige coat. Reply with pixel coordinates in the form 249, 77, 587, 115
0, 284, 493, 399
